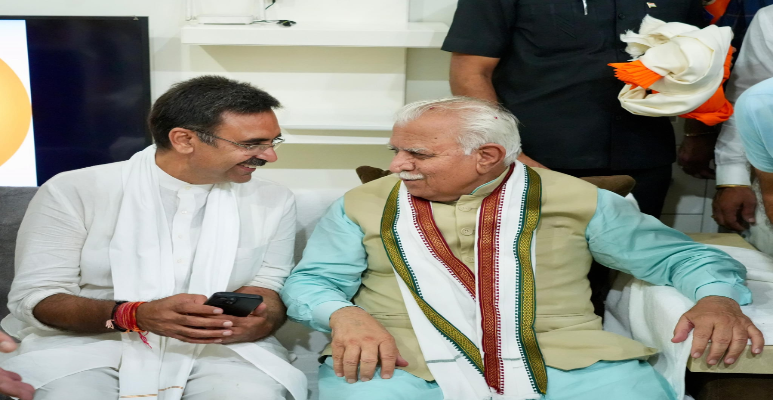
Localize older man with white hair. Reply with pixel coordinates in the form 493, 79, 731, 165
282, 97, 763, 400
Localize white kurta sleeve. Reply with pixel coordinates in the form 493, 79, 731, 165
245, 190, 296, 292
715, 119, 752, 185
715, 7, 773, 185
7, 180, 87, 331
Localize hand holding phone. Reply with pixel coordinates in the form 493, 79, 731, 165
204, 292, 263, 317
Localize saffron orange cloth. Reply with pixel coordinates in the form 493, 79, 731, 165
705, 0, 733, 24
679, 49, 734, 125
609, 15, 734, 125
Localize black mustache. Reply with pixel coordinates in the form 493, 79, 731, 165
240, 158, 267, 167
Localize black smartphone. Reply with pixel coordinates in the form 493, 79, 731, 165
204, 292, 263, 317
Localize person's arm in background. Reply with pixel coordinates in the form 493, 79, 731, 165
674, 0, 715, 177
713, 7, 773, 230
735, 78, 773, 225
449, 54, 547, 168
587, 189, 763, 367
443, 0, 546, 169
0, 331, 34, 400
449, 53, 499, 103
756, 169, 773, 225
679, 119, 719, 179
450, 53, 547, 168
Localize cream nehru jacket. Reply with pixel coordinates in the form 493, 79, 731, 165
325, 168, 655, 381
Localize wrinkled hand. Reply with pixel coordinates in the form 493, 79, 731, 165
202, 303, 277, 344
672, 296, 764, 365
136, 294, 234, 344
712, 187, 757, 231
0, 331, 34, 400
329, 307, 409, 383
517, 153, 548, 169
678, 135, 717, 179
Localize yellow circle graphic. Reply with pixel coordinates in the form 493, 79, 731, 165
0, 57, 32, 167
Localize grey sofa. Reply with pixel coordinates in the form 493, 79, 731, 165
1, 187, 38, 400
0, 187, 38, 322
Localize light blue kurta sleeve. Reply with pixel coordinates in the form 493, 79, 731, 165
280, 197, 367, 333
587, 189, 752, 305
737, 77, 773, 173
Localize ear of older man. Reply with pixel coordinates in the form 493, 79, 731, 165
0, 331, 34, 400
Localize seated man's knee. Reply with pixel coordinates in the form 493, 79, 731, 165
34, 368, 118, 400
184, 363, 286, 400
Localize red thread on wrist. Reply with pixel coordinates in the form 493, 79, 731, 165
114, 301, 151, 348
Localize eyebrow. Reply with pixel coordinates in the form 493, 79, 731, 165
241, 134, 282, 145
387, 144, 431, 153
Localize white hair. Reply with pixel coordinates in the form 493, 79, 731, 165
393, 96, 522, 165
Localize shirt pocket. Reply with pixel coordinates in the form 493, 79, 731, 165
515, 0, 604, 54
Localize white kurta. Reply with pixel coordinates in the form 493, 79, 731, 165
1, 159, 298, 394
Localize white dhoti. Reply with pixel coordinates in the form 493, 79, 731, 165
33, 342, 288, 400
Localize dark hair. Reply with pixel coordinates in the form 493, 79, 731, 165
148, 75, 281, 150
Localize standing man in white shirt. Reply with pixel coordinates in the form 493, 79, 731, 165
713, 5, 773, 248
0, 76, 306, 400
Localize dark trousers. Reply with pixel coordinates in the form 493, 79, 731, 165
552, 164, 673, 219
552, 164, 673, 316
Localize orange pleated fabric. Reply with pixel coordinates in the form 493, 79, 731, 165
608, 59, 663, 89
679, 48, 735, 126
705, 0, 732, 24
609, 47, 735, 126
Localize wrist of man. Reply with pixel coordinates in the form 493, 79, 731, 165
696, 282, 748, 305
328, 305, 367, 328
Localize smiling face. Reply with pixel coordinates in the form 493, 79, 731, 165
174, 110, 281, 184
201, 110, 280, 184
388, 112, 492, 202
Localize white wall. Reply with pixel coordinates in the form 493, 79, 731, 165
1, 0, 411, 192
1, 0, 716, 232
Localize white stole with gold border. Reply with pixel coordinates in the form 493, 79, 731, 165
381, 162, 547, 400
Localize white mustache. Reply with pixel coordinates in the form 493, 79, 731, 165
397, 171, 425, 180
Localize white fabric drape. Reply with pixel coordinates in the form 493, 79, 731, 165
391, 162, 541, 400
607, 244, 773, 399
108, 145, 306, 400
616, 15, 733, 117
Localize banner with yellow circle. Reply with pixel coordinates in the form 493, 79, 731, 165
0, 20, 37, 186
0, 57, 32, 167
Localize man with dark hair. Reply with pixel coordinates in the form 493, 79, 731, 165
148, 75, 282, 150
0, 76, 306, 400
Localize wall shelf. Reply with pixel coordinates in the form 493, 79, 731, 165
282, 134, 389, 145
279, 111, 395, 131
181, 21, 449, 48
